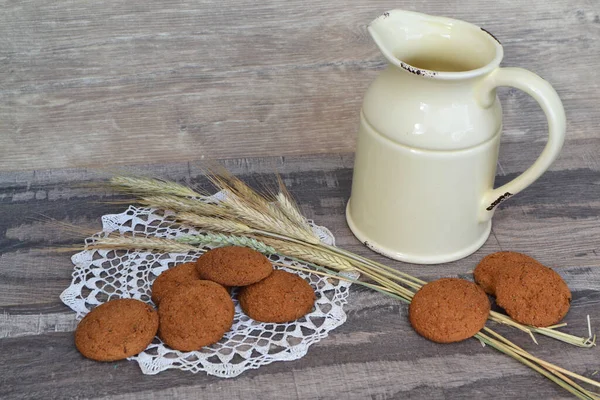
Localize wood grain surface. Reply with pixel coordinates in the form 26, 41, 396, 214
1, 152, 599, 399
0, 0, 599, 171
1, 0, 600, 398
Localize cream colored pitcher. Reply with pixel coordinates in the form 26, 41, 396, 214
346, 10, 566, 264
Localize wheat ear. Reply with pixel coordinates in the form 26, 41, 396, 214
203, 168, 319, 243
274, 173, 315, 234
222, 190, 320, 244
275, 192, 314, 233
176, 232, 277, 254
138, 195, 225, 216
110, 176, 201, 198
88, 235, 200, 253
259, 237, 354, 271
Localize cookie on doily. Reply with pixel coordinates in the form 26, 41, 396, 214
196, 246, 273, 286
75, 299, 159, 361
239, 270, 316, 323
151, 262, 201, 305
158, 280, 235, 351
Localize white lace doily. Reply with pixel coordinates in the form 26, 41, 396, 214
60, 200, 357, 378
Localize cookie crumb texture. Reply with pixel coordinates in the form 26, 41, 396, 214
196, 246, 273, 286
409, 278, 490, 343
158, 280, 234, 351
495, 265, 571, 327
75, 299, 159, 362
151, 262, 200, 305
239, 270, 316, 323
474, 251, 543, 295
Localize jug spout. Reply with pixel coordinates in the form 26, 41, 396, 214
368, 10, 503, 80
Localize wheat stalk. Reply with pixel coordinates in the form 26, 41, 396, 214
177, 231, 413, 299
275, 190, 314, 235
110, 176, 201, 198
203, 168, 320, 243
476, 331, 598, 400
87, 235, 200, 253
259, 237, 355, 271
138, 195, 225, 216
483, 327, 600, 395
206, 169, 306, 229
176, 233, 408, 297
221, 190, 320, 244
274, 262, 409, 300
176, 232, 277, 254
267, 202, 309, 232
205, 166, 274, 210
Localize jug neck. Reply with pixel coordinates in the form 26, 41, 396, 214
369, 10, 503, 81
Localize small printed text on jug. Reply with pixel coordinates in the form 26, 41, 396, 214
486, 192, 513, 211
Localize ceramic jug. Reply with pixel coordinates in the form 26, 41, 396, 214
346, 10, 566, 264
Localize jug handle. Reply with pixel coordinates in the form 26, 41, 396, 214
476, 67, 566, 221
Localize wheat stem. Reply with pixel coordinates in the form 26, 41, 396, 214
322, 243, 427, 286
534, 326, 596, 348
357, 268, 416, 300
476, 332, 596, 400
333, 258, 417, 299
482, 328, 600, 398
274, 262, 408, 301
484, 327, 600, 390
253, 229, 425, 290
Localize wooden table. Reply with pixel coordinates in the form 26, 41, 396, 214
1, 0, 599, 399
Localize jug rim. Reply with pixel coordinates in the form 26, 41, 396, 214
369, 10, 504, 80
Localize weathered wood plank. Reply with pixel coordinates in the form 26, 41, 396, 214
0, 0, 598, 171
2, 326, 597, 400
1, 152, 599, 308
